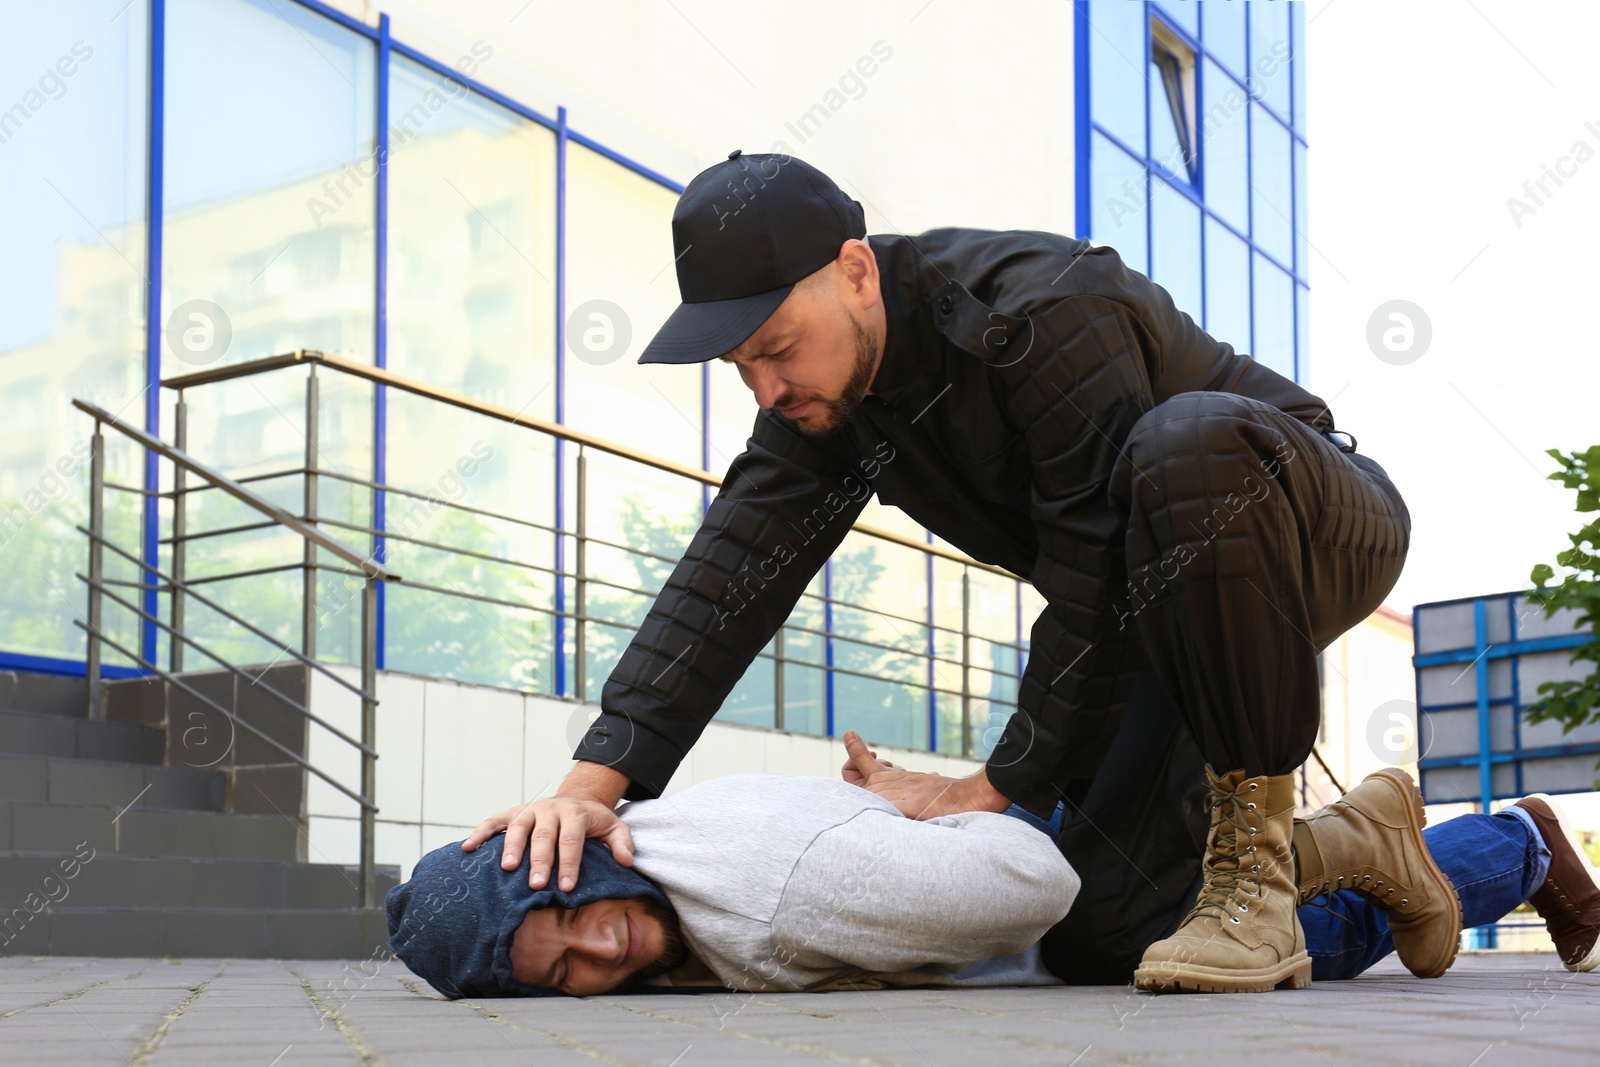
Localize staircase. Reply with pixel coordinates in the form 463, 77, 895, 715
0, 670, 397, 958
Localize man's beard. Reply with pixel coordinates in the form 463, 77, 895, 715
616, 895, 692, 992
786, 314, 878, 437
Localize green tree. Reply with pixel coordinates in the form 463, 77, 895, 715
1525, 445, 1600, 735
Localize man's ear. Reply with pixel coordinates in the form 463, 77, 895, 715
835, 238, 881, 311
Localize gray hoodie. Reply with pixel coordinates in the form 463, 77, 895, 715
618, 773, 1079, 992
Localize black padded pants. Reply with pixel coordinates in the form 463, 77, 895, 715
1040, 390, 1411, 984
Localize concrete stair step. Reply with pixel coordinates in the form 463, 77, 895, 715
1, 800, 299, 862
0, 671, 90, 718
0, 852, 398, 911
0, 753, 225, 812
0, 906, 391, 959
0, 709, 164, 764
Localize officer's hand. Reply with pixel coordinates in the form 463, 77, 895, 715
461, 795, 635, 891
844, 730, 1011, 820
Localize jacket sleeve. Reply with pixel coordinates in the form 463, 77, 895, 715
572, 412, 873, 800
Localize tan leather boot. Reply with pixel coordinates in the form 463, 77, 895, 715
1134, 766, 1310, 993
1293, 767, 1462, 979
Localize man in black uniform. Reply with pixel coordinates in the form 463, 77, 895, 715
463, 151, 1429, 992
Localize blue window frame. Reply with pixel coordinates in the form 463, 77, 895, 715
1081, 0, 1309, 379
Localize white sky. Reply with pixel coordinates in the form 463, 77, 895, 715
1302, 0, 1600, 615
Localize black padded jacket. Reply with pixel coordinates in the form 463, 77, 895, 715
572, 226, 1336, 815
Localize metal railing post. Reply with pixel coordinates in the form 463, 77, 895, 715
573, 444, 587, 703
960, 568, 971, 758
86, 423, 105, 719
303, 364, 320, 658
774, 627, 785, 731
569, 447, 582, 703
171, 394, 187, 672
360, 575, 378, 908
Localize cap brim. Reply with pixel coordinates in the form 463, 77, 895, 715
636, 284, 794, 365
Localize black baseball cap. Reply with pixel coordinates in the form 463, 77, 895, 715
637, 150, 867, 365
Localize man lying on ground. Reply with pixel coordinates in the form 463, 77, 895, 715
386, 736, 1600, 997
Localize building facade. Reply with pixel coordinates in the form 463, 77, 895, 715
4, 1, 1342, 869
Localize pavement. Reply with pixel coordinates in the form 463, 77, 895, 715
1, 952, 1596, 1067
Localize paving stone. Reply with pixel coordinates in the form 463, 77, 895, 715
0, 953, 1596, 1066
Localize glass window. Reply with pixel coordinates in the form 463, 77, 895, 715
1090, 131, 1148, 276
1249, 0, 1293, 119
1149, 20, 1198, 185
1088, 0, 1147, 153
1202, 0, 1246, 75
0, 2, 148, 662
1291, 1, 1307, 132
1200, 59, 1248, 231
386, 55, 556, 411
831, 533, 931, 750
1294, 137, 1308, 278
1252, 252, 1294, 379
165, 0, 376, 376
1296, 282, 1309, 384
1204, 216, 1250, 352
566, 145, 697, 468
1156, 1, 1198, 39
1250, 102, 1294, 267
1150, 178, 1203, 325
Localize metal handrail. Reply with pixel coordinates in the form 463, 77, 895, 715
158, 349, 1030, 756
72, 400, 399, 581
76, 399, 397, 907
161, 349, 1022, 578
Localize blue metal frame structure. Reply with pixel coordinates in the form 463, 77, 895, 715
12, 0, 1050, 753
1413, 590, 1596, 810
372, 12, 391, 670
553, 105, 569, 698
140, 0, 167, 666
1077, 0, 1307, 383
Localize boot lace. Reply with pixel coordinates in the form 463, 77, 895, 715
1183, 777, 1265, 924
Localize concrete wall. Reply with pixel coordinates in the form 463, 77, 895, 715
305, 667, 981, 879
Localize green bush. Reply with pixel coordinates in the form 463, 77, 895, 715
1525, 445, 1600, 734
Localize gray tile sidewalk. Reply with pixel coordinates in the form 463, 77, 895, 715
0, 952, 1595, 1066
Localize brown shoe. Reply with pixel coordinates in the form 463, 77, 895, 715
1292, 767, 1461, 978
1133, 766, 1311, 993
1512, 794, 1600, 973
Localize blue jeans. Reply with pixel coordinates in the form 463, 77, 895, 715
1006, 803, 1550, 980
1301, 806, 1550, 980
